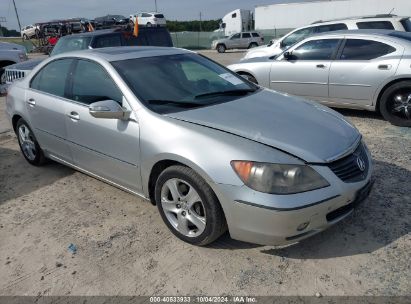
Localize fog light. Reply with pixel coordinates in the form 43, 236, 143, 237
297, 221, 310, 231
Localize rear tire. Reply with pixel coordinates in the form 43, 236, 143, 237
155, 165, 227, 246
16, 118, 46, 166
217, 44, 226, 53
379, 81, 411, 127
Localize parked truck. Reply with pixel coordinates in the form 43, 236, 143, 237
217, 9, 253, 37
0, 42, 27, 85
255, 0, 411, 31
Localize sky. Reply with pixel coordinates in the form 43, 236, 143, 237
0, 0, 312, 31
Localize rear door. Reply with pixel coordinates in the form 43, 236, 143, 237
241, 33, 252, 48
270, 38, 341, 100
329, 38, 402, 105
26, 59, 73, 162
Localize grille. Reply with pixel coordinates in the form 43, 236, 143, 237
327, 142, 368, 183
5, 69, 26, 83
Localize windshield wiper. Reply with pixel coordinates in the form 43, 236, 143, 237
194, 88, 257, 99
146, 99, 201, 108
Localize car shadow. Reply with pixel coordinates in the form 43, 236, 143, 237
333, 108, 385, 121
261, 160, 410, 259
0, 145, 74, 205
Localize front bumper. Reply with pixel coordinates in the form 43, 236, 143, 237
211, 148, 373, 246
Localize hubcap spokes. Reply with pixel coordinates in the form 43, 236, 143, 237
18, 125, 36, 161
161, 178, 206, 237
392, 93, 411, 120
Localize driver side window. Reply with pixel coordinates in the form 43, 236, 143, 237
290, 39, 340, 60
70, 59, 123, 105
231, 33, 241, 39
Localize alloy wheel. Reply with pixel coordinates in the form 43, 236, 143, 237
390, 92, 411, 120
160, 178, 206, 237
18, 124, 37, 161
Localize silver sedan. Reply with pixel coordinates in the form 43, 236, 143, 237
6, 47, 373, 246
229, 30, 411, 127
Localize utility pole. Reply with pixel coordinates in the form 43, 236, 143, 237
12, 0, 22, 33
199, 12, 202, 32
154, 0, 158, 12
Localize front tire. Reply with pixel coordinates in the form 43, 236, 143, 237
155, 166, 226, 246
23, 34, 28, 40
16, 118, 46, 166
379, 81, 411, 127
217, 44, 226, 53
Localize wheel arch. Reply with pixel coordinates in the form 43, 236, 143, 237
235, 70, 259, 84
146, 155, 216, 206
12, 114, 23, 132
375, 77, 411, 112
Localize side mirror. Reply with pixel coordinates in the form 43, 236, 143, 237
283, 51, 293, 60
89, 100, 131, 120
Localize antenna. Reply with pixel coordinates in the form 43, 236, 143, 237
389, 8, 394, 15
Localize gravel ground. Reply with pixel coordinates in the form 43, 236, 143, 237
0, 50, 410, 296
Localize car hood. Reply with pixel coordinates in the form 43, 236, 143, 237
7, 58, 45, 71
0, 42, 26, 52
166, 90, 359, 163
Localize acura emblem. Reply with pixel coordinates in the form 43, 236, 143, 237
356, 156, 366, 172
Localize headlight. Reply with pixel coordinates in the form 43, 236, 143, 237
231, 161, 329, 194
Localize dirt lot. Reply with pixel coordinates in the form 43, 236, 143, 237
0, 51, 410, 296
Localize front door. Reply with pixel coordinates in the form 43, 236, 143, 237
64, 59, 142, 193
25, 59, 73, 162
270, 38, 340, 101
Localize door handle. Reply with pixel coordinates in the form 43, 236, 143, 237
316, 64, 327, 69
378, 64, 392, 70
26, 98, 36, 106
67, 111, 80, 121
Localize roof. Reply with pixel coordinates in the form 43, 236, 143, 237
54, 46, 191, 62
311, 14, 405, 24
304, 29, 411, 44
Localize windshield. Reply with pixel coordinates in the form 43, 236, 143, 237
112, 53, 257, 113
51, 36, 92, 56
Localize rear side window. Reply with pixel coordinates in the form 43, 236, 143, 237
356, 21, 395, 30
154, 14, 164, 18
31, 59, 73, 98
291, 39, 340, 60
242, 33, 251, 38
252, 33, 260, 37
94, 35, 122, 48
71, 60, 122, 105
314, 23, 348, 33
340, 39, 396, 60
400, 18, 411, 32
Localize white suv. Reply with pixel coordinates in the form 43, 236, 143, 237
130, 12, 166, 27
21, 24, 40, 40
243, 15, 411, 60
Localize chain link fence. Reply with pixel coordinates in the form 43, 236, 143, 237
171, 28, 293, 49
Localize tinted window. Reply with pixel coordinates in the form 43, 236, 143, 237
94, 35, 122, 48
71, 60, 122, 105
51, 36, 92, 56
242, 33, 251, 38
231, 33, 241, 39
400, 18, 411, 32
314, 23, 348, 33
356, 21, 394, 30
291, 39, 339, 60
340, 39, 396, 60
281, 27, 314, 48
142, 13, 152, 17
154, 14, 164, 18
252, 33, 260, 37
31, 59, 73, 97
232, 13, 237, 18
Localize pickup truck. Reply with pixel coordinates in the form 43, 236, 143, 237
2, 27, 173, 85
0, 42, 28, 84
